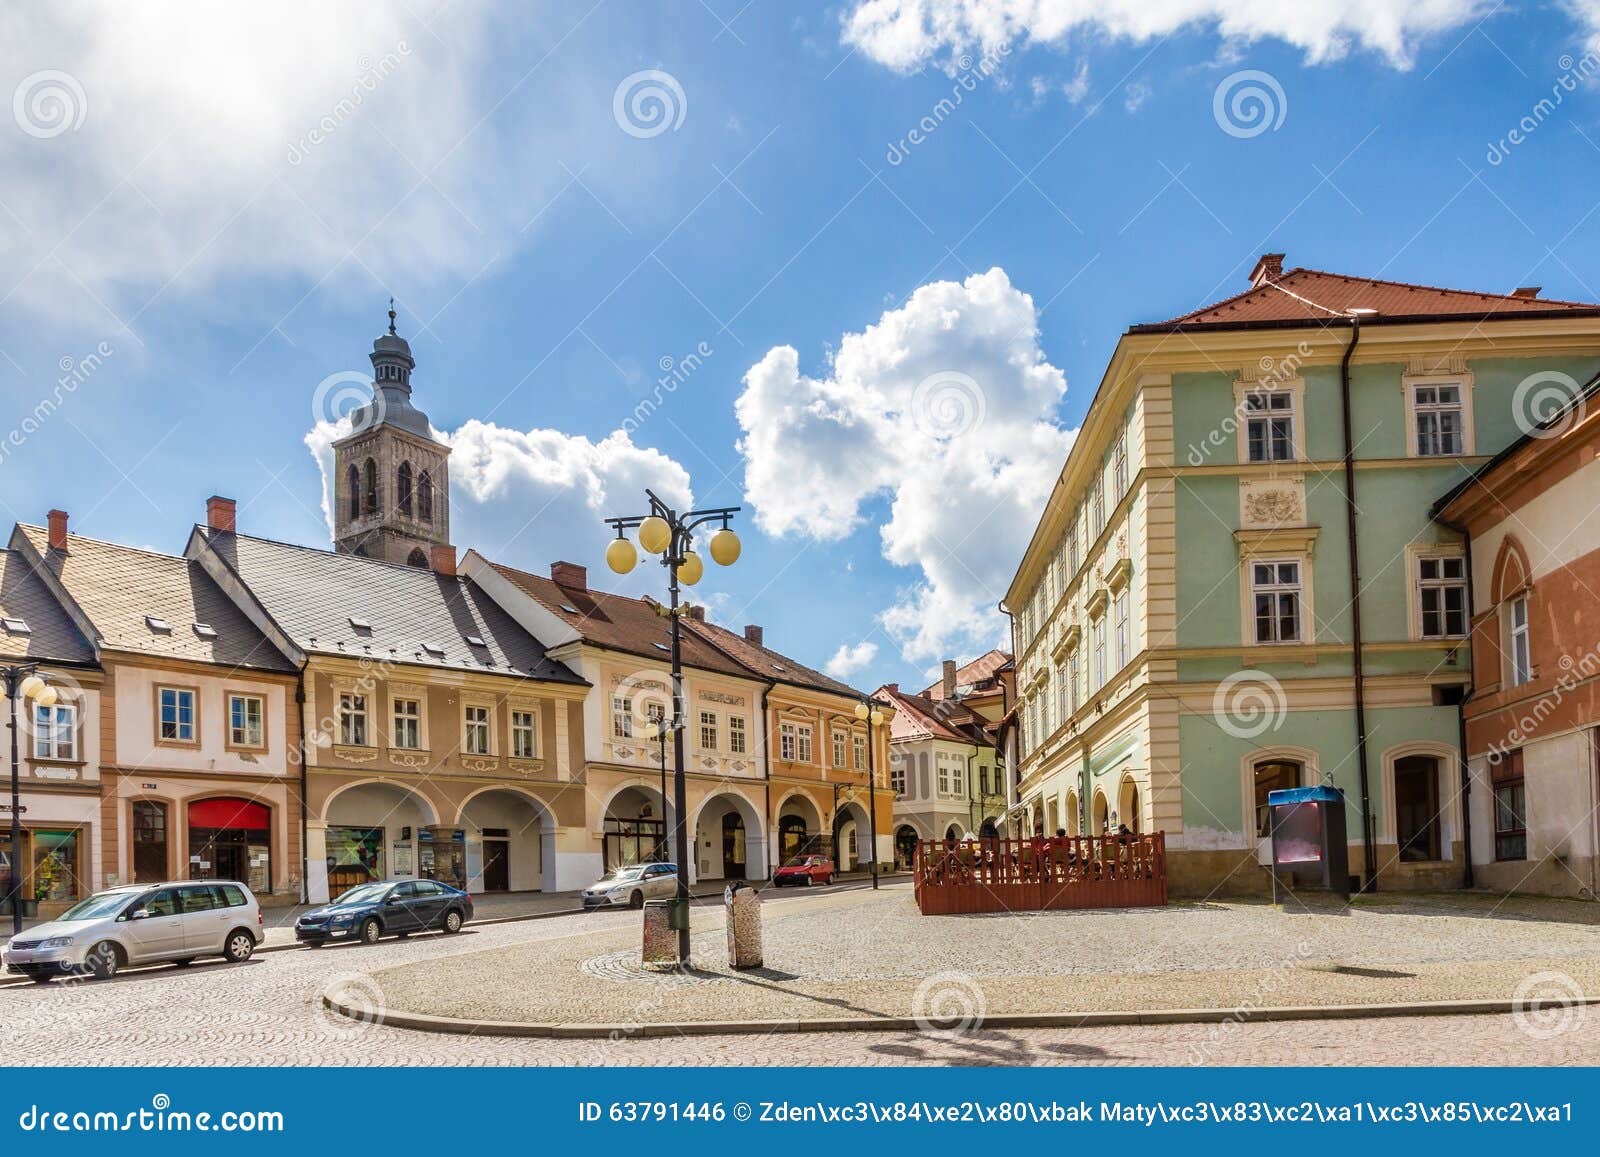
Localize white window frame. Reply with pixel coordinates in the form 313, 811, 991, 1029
1403, 374, 1475, 458
1067, 648, 1080, 717
227, 693, 265, 750
796, 724, 813, 764
951, 760, 966, 798
337, 692, 368, 747
1250, 558, 1305, 645
1113, 589, 1130, 670
936, 754, 951, 796
728, 714, 747, 755
1233, 379, 1306, 464
1113, 429, 1129, 496
392, 696, 423, 750
32, 701, 77, 761
610, 695, 634, 740
1508, 594, 1532, 686
852, 732, 866, 771
511, 709, 538, 759
890, 754, 906, 796
831, 728, 847, 768
699, 709, 720, 752
463, 703, 493, 756
1413, 551, 1468, 640
1091, 618, 1107, 689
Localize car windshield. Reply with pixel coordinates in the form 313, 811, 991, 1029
331, 883, 390, 906
56, 890, 143, 921
600, 866, 648, 882
785, 857, 816, 867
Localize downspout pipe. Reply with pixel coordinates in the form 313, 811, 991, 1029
1340, 311, 1379, 891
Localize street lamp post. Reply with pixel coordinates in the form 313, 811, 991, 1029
605, 489, 741, 965
4, 665, 57, 937
854, 696, 885, 890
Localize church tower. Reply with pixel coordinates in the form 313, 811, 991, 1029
332, 307, 452, 566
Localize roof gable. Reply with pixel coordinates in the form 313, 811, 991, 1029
0, 548, 95, 665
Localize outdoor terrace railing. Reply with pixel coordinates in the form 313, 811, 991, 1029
912, 833, 1167, 915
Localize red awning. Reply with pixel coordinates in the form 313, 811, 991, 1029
187, 798, 270, 831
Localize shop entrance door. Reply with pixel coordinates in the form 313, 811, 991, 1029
481, 836, 510, 892
721, 812, 746, 879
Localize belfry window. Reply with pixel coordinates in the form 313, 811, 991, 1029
397, 461, 413, 515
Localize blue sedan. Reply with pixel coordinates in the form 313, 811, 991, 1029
294, 879, 474, 946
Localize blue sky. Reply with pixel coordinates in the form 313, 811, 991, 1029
3, 2, 1600, 691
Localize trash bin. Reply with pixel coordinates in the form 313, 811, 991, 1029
724, 881, 762, 969
641, 899, 676, 966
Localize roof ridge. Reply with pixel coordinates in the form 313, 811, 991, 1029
1289, 266, 1597, 308
215, 527, 467, 581
21, 523, 189, 565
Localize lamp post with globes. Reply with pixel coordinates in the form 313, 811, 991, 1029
605, 489, 741, 964
4, 665, 58, 937
853, 695, 886, 889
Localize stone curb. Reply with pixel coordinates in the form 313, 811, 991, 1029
322, 994, 1583, 1040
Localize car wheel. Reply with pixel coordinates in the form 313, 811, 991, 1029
28, 971, 53, 984
359, 917, 382, 945
173, 957, 196, 968
628, 890, 645, 909
803, 874, 812, 886
85, 940, 120, 981
223, 930, 255, 964
306, 941, 324, 949
442, 908, 464, 933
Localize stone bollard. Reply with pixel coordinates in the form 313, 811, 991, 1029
725, 881, 763, 969
641, 899, 676, 966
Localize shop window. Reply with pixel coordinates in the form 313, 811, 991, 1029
29, 829, 82, 902
132, 800, 168, 883
327, 825, 385, 897
188, 797, 270, 894
511, 710, 537, 759
32, 701, 76, 761
227, 693, 265, 749
1491, 749, 1527, 861
157, 686, 197, 744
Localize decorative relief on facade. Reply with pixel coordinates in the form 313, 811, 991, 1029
699, 690, 746, 705
610, 674, 667, 691
507, 757, 545, 776
332, 744, 379, 764
1239, 476, 1306, 529
1407, 353, 1468, 376
459, 757, 500, 774
390, 751, 430, 769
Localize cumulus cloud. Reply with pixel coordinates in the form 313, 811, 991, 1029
305, 417, 694, 586
735, 267, 1074, 667
0, 4, 594, 326
840, 0, 1492, 73
825, 641, 880, 679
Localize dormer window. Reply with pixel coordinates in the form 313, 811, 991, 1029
146, 616, 171, 634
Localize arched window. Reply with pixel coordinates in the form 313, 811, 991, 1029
396, 461, 413, 515
406, 548, 428, 568
345, 464, 360, 520
417, 470, 433, 521
362, 458, 378, 515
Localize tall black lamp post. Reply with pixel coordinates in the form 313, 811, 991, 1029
4, 665, 58, 937
605, 489, 741, 964
853, 695, 886, 889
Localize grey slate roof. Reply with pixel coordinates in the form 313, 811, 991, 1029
15, 525, 294, 673
0, 548, 95, 665
193, 528, 584, 684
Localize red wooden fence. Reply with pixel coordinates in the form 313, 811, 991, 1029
913, 833, 1167, 915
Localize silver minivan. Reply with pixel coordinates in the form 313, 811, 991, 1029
5, 880, 265, 982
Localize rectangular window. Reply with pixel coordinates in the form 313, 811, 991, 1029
228, 694, 264, 749
1067, 648, 1080, 716
392, 697, 421, 749
1092, 618, 1107, 689
1067, 510, 1080, 574
337, 692, 367, 747
463, 705, 491, 755
728, 715, 747, 755
951, 760, 966, 798
890, 754, 907, 795
1113, 429, 1129, 496
779, 721, 813, 762
1252, 560, 1303, 644
832, 729, 847, 767
1414, 383, 1465, 456
610, 695, 634, 740
937, 756, 951, 796
796, 725, 813, 764
853, 733, 866, 771
1418, 556, 1467, 638
1113, 589, 1130, 670
32, 703, 76, 761
1491, 749, 1526, 861
700, 710, 719, 751
1090, 474, 1105, 538
1509, 594, 1532, 685
1244, 391, 1295, 462
511, 710, 537, 759
158, 686, 197, 743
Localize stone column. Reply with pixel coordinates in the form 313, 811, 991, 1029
304, 820, 330, 904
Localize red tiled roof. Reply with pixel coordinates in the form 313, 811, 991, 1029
1134, 266, 1600, 332
683, 615, 863, 698
879, 684, 993, 745
920, 648, 1012, 700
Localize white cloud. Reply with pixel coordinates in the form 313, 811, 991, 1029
825, 640, 880, 678
840, 0, 1491, 73
735, 267, 1074, 666
0, 4, 598, 327
304, 417, 694, 584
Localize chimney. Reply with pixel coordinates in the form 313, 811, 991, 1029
1249, 253, 1285, 288
46, 509, 68, 551
206, 495, 236, 534
429, 544, 456, 576
942, 659, 958, 699
1512, 286, 1542, 299
685, 605, 705, 621
885, 682, 900, 694
743, 624, 763, 646
550, 560, 587, 590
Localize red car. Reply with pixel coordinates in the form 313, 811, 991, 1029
774, 854, 834, 886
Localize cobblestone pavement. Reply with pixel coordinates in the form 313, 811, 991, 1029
4, 886, 1594, 1066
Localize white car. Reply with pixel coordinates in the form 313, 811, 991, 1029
5, 880, 265, 982
581, 862, 678, 909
